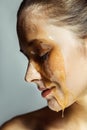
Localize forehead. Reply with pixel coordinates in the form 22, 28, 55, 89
17, 15, 56, 55
24, 20, 48, 41
17, 8, 49, 42
17, 11, 78, 50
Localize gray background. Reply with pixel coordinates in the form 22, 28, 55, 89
0, 0, 46, 125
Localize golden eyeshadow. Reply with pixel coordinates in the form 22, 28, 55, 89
27, 39, 53, 56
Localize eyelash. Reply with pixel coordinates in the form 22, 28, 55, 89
40, 52, 49, 61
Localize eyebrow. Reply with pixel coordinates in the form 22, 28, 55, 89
27, 39, 43, 46
20, 39, 43, 55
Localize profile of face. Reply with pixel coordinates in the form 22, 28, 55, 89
17, 10, 87, 112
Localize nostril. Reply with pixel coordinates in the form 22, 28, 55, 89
24, 71, 42, 82
25, 76, 42, 83
30, 79, 42, 82
25, 72, 42, 83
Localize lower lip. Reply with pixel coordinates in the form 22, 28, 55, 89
41, 88, 52, 97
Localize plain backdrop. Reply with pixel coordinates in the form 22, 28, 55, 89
0, 0, 46, 125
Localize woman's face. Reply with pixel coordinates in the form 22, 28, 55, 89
18, 17, 87, 112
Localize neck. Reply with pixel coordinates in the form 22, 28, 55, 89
76, 93, 87, 110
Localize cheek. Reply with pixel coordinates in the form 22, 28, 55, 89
63, 47, 87, 97
48, 47, 66, 84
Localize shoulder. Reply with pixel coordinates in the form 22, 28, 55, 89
0, 109, 38, 130
0, 117, 28, 130
0, 107, 48, 130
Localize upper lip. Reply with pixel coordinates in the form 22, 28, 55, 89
33, 80, 46, 91
37, 83, 56, 92
33, 81, 51, 92
33, 79, 58, 92
37, 86, 46, 91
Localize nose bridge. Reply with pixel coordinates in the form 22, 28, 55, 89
25, 62, 41, 82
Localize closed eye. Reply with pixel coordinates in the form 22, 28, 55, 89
40, 52, 49, 62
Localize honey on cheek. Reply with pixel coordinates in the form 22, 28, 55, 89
48, 46, 69, 115
30, 42, 69, 115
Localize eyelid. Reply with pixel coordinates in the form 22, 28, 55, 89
40, 51, 49, 62
27, 39, 53, 54
39, 50, 49, 57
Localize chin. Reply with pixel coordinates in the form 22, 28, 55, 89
47, 96, 75, 113
47, 98, 62, 112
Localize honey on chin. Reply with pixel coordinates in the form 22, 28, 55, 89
52, 84, 69, 118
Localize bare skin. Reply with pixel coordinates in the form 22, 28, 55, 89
1, 104, 87, 130
1, 6, 87, 130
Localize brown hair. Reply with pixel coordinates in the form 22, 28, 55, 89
17, 0, 87, 39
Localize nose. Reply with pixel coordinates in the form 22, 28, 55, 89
25, 62, 42, 82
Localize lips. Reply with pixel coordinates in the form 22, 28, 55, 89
37, 84, 56, 98
34, 80, 55, 97
37, 85, 53, 97
41, 88, 53, 97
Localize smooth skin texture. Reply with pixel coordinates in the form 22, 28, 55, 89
18, 18, 87, 112
1, 5, 87, 130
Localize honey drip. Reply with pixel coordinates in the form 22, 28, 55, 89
49, 45, 70, 117
62, 109, 64, 118
52, 83, 69, 118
